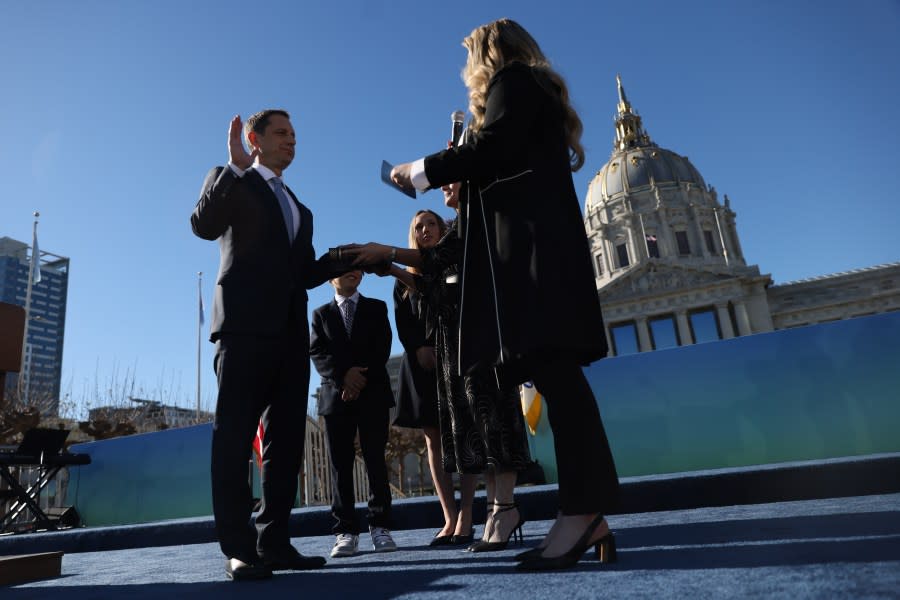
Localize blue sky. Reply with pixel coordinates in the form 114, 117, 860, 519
2, 1, 898, 418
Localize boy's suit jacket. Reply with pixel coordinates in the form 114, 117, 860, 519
310, 295, 395, 416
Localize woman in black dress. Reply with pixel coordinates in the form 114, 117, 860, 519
393, 209, 477, 546
354, 18, 621, 570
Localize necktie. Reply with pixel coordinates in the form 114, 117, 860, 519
270, 177, 295, 243
341, 299, 355, 336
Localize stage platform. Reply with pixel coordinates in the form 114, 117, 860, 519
2, 453, 899, 598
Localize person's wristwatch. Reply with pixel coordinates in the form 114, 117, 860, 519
390, 247, 397, 262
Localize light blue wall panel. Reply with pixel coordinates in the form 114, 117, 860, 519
529, 312, 900, 479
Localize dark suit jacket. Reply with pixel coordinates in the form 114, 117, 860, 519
191, 166, 340, 340
310, 295, 395, 416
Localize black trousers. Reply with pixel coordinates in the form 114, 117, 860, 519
211, 329, 310, 560
323, 401, 392, 534
531, 358, 620, 516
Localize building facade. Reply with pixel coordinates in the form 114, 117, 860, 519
0, 236, 69, 413
584, 78, 900, 355
87, 397, 214, 432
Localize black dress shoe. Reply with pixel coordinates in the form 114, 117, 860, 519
225, 557, 273, 581
260, 547, 327, 571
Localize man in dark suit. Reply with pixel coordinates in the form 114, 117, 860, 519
191, 109, 338, 580
310, 270, 397, 557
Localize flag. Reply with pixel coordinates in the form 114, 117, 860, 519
30, 230, 41, 284
519, 381, 542, 435
198, 290, 205, 326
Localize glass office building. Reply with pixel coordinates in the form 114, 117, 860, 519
0, 236, 69, 415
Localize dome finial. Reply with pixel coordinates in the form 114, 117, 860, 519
613, 75, 652, 151
616, 73, 631, 115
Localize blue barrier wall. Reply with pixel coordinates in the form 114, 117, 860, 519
69, 311, 900, 526
69, 424, 214, 526
528, 311, 900, 481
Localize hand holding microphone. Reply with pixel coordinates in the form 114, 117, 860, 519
451, 110, 465, 146
389, 109, 466, 191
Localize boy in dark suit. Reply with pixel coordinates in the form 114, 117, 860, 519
310, 270, 397, 557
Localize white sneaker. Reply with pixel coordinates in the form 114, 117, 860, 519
370, 526, 397, 552
330, 533, 359, 557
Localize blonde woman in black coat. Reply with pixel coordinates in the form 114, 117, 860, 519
349, 18, 620, 570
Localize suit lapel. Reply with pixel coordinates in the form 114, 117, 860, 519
285, 186, 312, 247
327, 300, 351, 343
247, 169, 306, 248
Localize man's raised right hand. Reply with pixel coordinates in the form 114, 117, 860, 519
228, 115, 257, 170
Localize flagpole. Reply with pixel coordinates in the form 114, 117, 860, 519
196, 271, 202, 423
713, 208, 730, 266
18, 211, 40, 406
638, 213, 650, 258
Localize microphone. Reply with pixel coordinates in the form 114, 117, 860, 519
451, 110, 465, 146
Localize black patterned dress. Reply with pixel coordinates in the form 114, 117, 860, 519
416, 225, 530, 475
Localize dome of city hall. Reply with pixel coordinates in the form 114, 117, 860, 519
586, 76, 707, 214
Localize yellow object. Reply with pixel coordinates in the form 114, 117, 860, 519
520, 382, 542, 435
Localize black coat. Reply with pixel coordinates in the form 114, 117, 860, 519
423, 62, 607, 381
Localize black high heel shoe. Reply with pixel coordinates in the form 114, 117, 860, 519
429, 531, 455, 547
516, 514, 616, 571
450, 527, 475, 545
467, 502, 525, 553
513, 546, 544, 561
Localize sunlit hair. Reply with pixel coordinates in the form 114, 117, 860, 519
244, 109, 290, 147
406, 209, 447, 276
461, 18, 584, 171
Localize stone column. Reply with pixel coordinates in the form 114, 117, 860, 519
675, 310, 694, 345
727, 214, 745, 261
625, 211, 639, 266
716, 303, 735, 339
605, 241, 615, 274
630, 214, 645, 261
656, 204, 675, 257
734, 301, 752, 336
636, 317, 653, 352
690, 204, 709, 258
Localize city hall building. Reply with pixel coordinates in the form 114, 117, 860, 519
584, 77, 900, 356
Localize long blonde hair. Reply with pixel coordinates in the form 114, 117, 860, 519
406, 209, 448, 276
461, 18, 585, 172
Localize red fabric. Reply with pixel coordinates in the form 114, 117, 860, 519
252, 420, 264, 469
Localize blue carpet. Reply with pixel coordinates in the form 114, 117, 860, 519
3, 452, 898, 557
4, 493, 899, 599
3, 454, 900, 598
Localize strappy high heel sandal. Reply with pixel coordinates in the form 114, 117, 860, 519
466, 509, 495, 552
467, 502, 525, 553
516, 514, 616, 571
